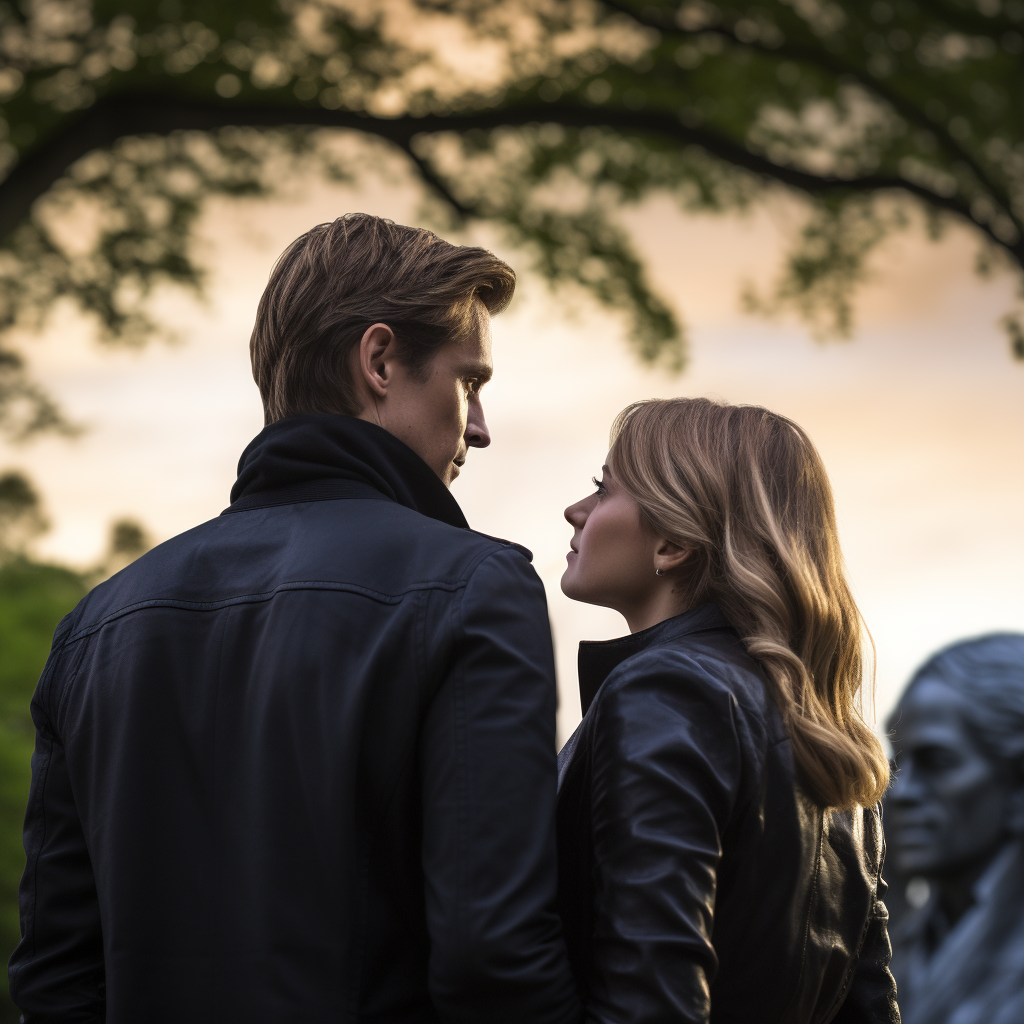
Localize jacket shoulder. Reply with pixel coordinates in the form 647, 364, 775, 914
604, 636, 775, 724
67, 500, 536, 637
464, 529, 533, 563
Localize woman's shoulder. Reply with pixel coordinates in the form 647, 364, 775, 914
576, 632, 782, 817
597, 628, 779, 731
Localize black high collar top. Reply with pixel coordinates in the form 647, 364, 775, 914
225, 413, 469, 530
576, 603, 731, 716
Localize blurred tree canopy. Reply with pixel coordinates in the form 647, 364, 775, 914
0, 470, 47, 556
0, 0, 1022, 437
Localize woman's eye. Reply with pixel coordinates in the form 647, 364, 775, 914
592, 476, 606, 495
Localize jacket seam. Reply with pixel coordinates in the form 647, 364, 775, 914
210, 607, 230, 1015
63, 579, 480, 645
53, 638, 91, 739
11, 732, 53, 975
14, 631, 72, 973
35, 629, 70, 723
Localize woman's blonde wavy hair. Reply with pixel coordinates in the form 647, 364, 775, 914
609, 397, 889, 809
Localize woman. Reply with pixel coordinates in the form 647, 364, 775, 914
556, 398, 899, 1024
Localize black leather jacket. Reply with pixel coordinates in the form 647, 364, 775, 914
10, 415, 580, 1024
556, 604, 899, 1024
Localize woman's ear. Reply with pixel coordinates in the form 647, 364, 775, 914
653, 540, 693, 576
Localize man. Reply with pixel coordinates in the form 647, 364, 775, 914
886, 632, 1024, 1024
9, 214, 580, 1023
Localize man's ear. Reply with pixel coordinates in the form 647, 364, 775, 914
653, 540, 693, 576
357, 323, 396, 399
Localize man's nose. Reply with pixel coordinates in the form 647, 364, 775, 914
465, 398, 490, 449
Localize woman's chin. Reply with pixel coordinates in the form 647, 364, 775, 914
560, 569, 585, 601
561, 571, 598, 605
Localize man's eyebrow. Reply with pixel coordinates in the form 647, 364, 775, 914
462, 363, 493, 382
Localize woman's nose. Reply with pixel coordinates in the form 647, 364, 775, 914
564, 498, 588, 527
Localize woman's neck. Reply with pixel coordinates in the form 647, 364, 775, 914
623, 589, 692, 633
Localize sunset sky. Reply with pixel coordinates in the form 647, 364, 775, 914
6, 160, 1023, 746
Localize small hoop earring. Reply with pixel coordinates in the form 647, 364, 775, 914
655, 568, 664, 576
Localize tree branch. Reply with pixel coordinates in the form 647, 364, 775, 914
1, 93, 1020, 269
597, 0, 1021, 233
391, 137, 472, 219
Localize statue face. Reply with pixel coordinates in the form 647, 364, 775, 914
887, 677, 1014, 878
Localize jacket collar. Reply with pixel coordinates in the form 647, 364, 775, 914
577, 602, 731, 716
224, 414, 469, 530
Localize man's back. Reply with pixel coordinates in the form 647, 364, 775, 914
10, 416, 578, 1023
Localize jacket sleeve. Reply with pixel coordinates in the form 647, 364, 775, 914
419, 547, 581, 1024
832, 844, 901, 1024
585, 657, 744, 1024
8, 621, 105, 1023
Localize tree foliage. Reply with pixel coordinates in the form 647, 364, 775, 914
0, 0, 1021, 435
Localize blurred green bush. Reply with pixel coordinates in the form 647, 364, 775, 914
0, 559, 86, 1021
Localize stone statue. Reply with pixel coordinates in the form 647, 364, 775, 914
885, 633, 1024, 1024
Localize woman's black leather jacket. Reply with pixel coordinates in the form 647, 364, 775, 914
556, 603, 900, 1024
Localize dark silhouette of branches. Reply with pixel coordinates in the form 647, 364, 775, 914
0, 0, 1020, 438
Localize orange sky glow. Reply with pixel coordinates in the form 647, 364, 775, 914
5, 164, 1022, 746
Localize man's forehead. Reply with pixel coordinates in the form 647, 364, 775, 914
458, 305, 493, 373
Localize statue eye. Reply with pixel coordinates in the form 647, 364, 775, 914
916, 746, 960, 772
